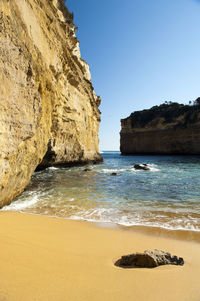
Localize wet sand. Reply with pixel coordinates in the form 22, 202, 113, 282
0, 212, 199, 301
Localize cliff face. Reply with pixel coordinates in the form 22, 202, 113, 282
120, 103, 200, 155
0, 0, 101, 206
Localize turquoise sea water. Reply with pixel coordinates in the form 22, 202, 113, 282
2, 151, 200, 232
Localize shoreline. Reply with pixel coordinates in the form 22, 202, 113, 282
118, 223, 200, 243
0, 211, 200, 300
2, 209, 200, 243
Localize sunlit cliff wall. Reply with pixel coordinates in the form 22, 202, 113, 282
0, 0, 101, 206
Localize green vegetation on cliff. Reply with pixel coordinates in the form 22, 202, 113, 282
126, 99, 200, 129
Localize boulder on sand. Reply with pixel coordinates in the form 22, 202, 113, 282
115, 249, 184, 268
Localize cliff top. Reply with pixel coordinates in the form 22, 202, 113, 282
122, 99, 200, 129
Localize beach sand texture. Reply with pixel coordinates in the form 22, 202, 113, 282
0, 212, 199, 301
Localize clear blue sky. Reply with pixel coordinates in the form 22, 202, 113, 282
66, 0, 200, 150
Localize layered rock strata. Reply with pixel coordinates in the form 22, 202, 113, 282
0, 0, 101, 206
120, 102, 200, 155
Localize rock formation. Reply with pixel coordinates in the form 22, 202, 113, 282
133, 164, 150, 171
120, 102, 200, 155
0, 0, 102, 206
115, 249, 184, 268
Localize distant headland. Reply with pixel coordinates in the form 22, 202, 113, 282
120, 99, 200, 155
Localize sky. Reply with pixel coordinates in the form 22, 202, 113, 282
66, 0, 200, 151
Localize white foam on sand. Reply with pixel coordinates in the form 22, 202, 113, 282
2, 195, 39, 211
68, 214, 200, 232
65, 205, 200, 232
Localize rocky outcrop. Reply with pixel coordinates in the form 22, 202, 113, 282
120, 102, 200, 155
133, 164, 150, 171
0, 0, 102, 206
115, 249, 184, 268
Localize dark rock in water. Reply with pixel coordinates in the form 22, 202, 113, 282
134, 164, 150, 171
83, 168, 91, 172
115, 249, 184, 268
111, 172, 118, 176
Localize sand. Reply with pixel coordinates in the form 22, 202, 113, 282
0, 212, 199, 301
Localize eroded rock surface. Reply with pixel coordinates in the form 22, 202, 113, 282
0, 0, 101, 206
115, 249, 184, 268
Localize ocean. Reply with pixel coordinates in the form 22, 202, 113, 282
2, 151, 200, 232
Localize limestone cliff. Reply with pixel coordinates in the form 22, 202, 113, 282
0, 0, 102, 206
120, 102, 200, 155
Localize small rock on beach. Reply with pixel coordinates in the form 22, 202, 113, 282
115, 249, 184, 268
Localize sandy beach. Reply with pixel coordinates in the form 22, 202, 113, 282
0, 212, 199, 301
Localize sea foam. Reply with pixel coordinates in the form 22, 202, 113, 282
2, 195, 38, 211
